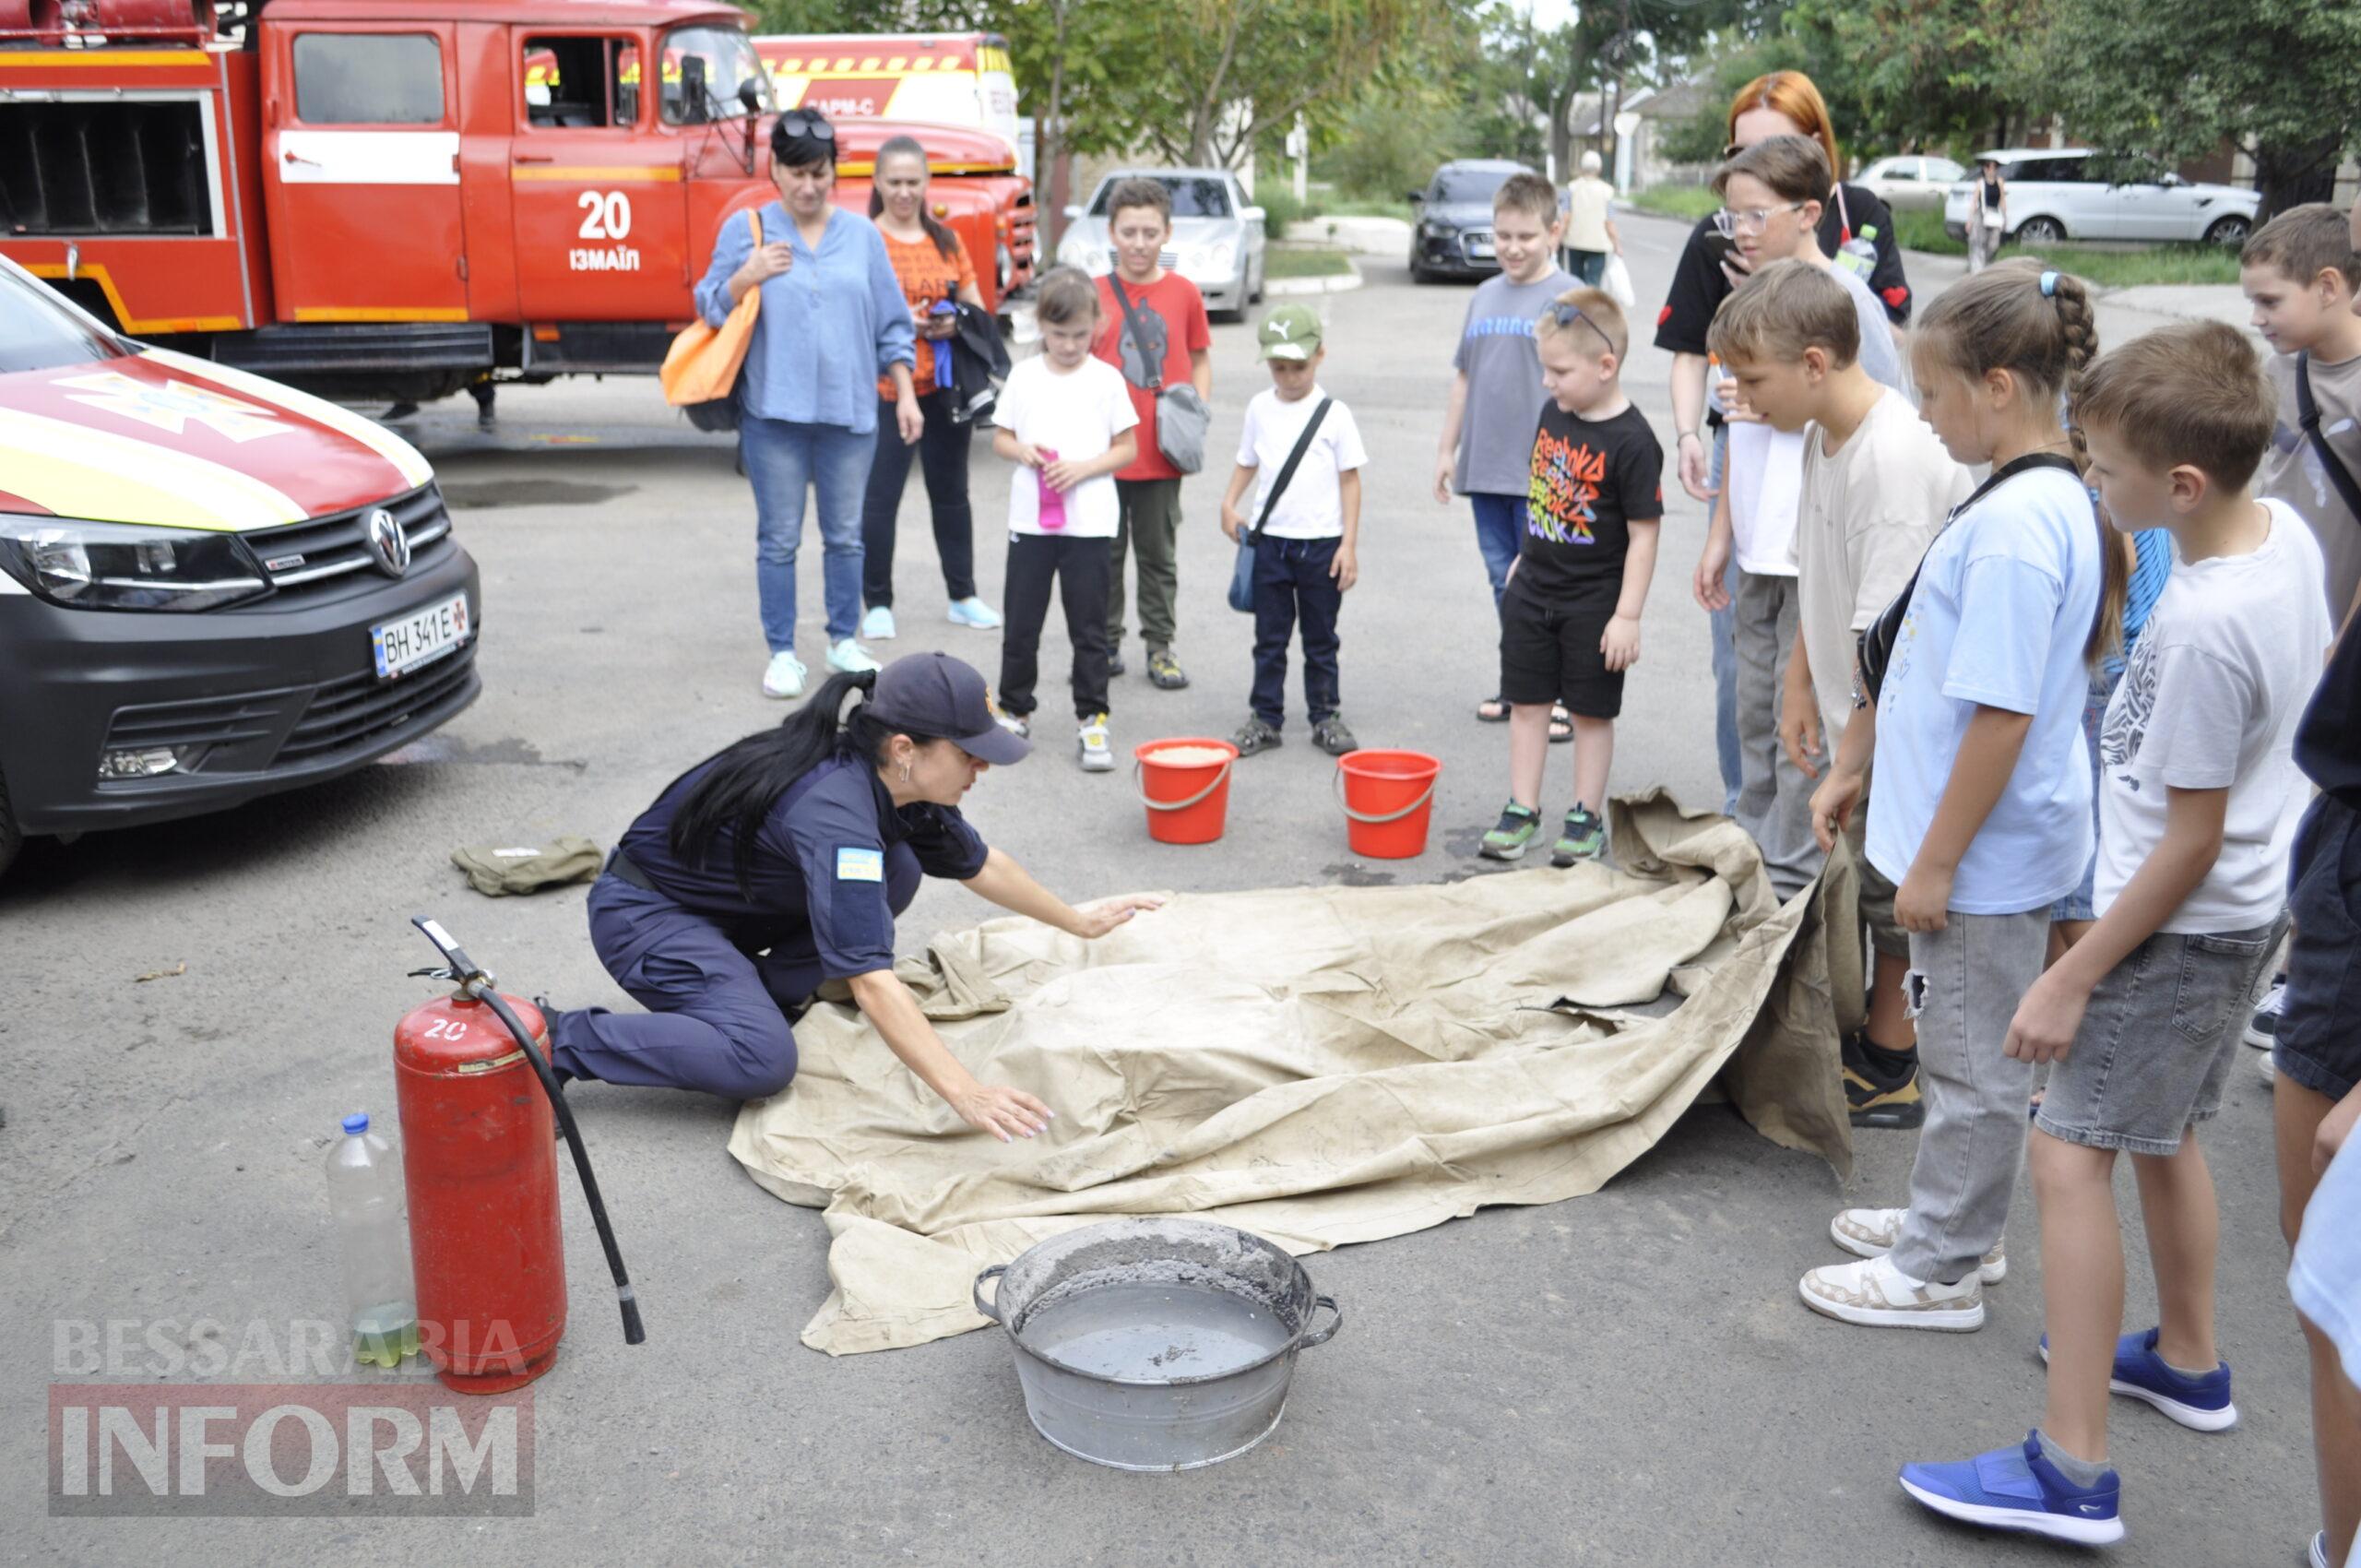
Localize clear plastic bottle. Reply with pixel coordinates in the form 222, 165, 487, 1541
325, 1112, 420, 1368
1837, 223, 1880, 279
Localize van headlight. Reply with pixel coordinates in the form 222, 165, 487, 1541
0, 516, 270, 612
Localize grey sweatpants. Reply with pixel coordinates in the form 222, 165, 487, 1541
1886, 909, 2052, 1284
1731, 569, 1821, 901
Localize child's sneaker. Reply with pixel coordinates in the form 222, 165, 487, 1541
1830, 1207, 2006, 1284
946, 597, 1003, 630
762, 649, 809, 699
1798, 1253, 1984, 1331
1549, 805, 1606, 866
2037, 1325, 2238, 1431
826, 637, 881, 675
991, 702, 1029, 741
1479, 802, 1541, 861
1232, 717, 1283, 756
1898, 1431, 2123, 1546
1077, 714, 1114, 772
860, 604, 896, 640
2312, 1530, 2333, 1568
1842, 1031, 1926, 1129
1311, 717, 1358, 756
1146, 648, 1189, 689
2245, 978, 2285, 1049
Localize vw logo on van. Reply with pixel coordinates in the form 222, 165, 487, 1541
365, 508, 410, 577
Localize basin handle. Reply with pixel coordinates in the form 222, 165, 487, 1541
972, 1264, 1009, 1324
1298, 1293, 1343, 1348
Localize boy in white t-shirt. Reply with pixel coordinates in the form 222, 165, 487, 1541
1899, 324, 2331, 1546
989, 267, 1138, 771
1222, 304, 1368, 756
1711, 259, 1972, 1130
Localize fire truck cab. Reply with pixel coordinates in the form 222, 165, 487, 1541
0, 0, 1022, 406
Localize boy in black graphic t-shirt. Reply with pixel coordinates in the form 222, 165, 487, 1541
1480, 287, 1665, 866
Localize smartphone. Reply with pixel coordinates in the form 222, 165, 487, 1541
1703, 228, 1739, 271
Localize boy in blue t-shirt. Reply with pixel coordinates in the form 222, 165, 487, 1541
1431, 172, 1571, 729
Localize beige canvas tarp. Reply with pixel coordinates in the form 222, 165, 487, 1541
728, 792, 1859, 1355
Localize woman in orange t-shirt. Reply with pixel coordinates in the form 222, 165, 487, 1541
860, 136, 999, 639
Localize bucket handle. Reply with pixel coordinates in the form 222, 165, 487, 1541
1133, 756, 1235, 813
972, 1263, 1007, 1324
1333, 765, 1438, 825
1298, 1293, 1344, 1349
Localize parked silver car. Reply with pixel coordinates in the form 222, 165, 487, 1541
1857, 155, 1965, 212
1056, 169, 1267, 318
1942, 148, 2260, 245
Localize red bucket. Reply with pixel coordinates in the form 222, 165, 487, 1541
1335, 749, 1443, 859
1133, 738, 1240, 845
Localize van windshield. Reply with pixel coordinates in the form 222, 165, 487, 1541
0, 267, 124, 375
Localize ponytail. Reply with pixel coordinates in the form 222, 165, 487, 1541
670, 670, 943, 898
867, 136, 962, 260
1917, 259, 2120, 668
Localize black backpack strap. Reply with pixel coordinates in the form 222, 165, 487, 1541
2297, 351, 2361, 525
1109, 276, 1164, 392
1247, 398, 1333, 544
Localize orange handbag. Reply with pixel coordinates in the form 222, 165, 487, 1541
662, 208, 763, 428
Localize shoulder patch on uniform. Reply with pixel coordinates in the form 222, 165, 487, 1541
836, 847, 885, 883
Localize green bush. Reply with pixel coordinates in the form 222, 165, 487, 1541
1256, 186, 1322, 233
1629, 185, 1719, 220
1893, 209, 1964, 255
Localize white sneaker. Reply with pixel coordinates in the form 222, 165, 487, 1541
826, 637, 881, 675
861, 605, 896, 640
1078, 713, 1114, 772
1799, 1253, 1985, 1331
991, 702, 1029, 740
761, 650, 808, 699
2260, 1048, 2279, 1085
1831, 1206, 2007, 1285
2245, 980, 2285, 1049
947, 597, 1003, 630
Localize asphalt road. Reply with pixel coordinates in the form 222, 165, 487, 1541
0, 213, 2312, 1565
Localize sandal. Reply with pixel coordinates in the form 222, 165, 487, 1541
1146, 648, 1190, 690
1477, 695, 1509, 723
1550, 702, 1573, 744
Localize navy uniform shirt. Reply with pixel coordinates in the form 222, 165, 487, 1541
2298, 624, 2361, 808
617, 751, 989, 976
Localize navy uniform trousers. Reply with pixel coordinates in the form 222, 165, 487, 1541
545, 843, 921, 1099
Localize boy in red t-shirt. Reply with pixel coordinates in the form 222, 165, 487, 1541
1094, 178, 1214, 690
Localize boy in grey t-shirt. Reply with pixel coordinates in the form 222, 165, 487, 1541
1431, 171, 1570, 724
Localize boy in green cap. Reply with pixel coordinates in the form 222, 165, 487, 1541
1221, 303, 1368, 756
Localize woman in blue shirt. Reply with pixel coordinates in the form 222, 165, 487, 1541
695, 110, 921, 701
544, 653, 1161, 1138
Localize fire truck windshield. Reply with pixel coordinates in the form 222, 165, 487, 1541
0, 262, 122, 375
661, 26, 776, 125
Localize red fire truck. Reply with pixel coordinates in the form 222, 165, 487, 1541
0, 0, 1028, 408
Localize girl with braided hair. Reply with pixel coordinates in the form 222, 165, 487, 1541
1798, 259, 2113, 1333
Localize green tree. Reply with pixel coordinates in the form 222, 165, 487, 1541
1786, 0, 2050, 156
2044, 0, 2361, 217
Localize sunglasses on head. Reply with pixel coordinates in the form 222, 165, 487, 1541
1545, 301, 1615, 356
777, 109, 836, 143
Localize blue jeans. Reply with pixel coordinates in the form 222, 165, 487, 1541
1468, 493, 1525, 608
1251, 536, 1343, 728
740, 416, 872, 651
1705, 429, 1741, 814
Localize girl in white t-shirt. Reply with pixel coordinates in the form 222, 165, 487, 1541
990, 267, 1138, 772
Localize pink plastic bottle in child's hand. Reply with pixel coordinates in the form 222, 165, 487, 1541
1036, 446, 1066, 531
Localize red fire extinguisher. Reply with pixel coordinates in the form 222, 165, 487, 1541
396, 917, 645, 1395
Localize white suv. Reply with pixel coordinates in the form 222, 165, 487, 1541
1943, 148, 2259, 246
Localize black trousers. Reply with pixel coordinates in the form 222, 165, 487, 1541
1251, 535, 1343, 728
860, 389, 976, 608
1000, 532, 1111, 722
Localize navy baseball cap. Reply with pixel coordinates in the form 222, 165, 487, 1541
868, 652, 1030, 766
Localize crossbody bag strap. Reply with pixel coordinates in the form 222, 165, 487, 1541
1109, 276, 1164, 392
1247, 398, 1333, 544
2297, 351, 2361, 524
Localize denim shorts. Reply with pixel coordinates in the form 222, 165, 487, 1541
2035, 919, 2284, 1156
2278, 795, 2361, 1101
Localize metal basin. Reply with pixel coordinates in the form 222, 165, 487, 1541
973, 1218, 1343, 1471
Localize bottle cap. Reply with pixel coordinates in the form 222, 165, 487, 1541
342, 1112, 369, 1134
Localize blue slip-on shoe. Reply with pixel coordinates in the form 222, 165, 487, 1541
1899, 1431, 2123, 1546
2039, 1325, 2238, 1431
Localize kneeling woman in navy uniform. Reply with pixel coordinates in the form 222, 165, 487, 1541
547, 652, 1157, 1141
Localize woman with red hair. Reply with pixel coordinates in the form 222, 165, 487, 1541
1655, 70, 1914, 814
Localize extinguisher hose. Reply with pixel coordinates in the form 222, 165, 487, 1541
475, 985, 647, 1347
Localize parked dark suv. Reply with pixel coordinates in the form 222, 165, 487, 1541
1408, 160, 1539, 282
